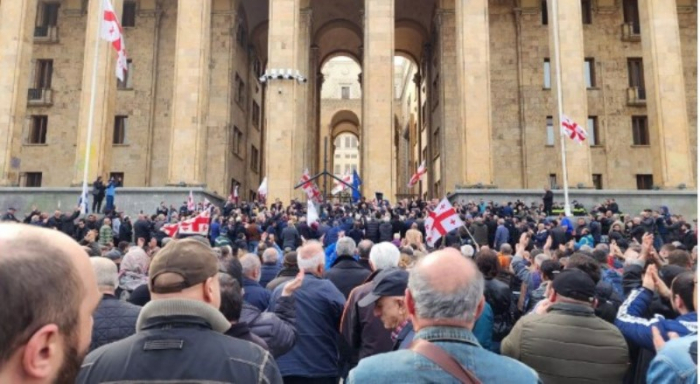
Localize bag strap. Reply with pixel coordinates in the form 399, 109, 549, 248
410, 339, 482, 384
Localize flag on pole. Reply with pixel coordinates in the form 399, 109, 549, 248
561, 115, 587, 144
258, 177, 268, 203
187, 190, 195, 211
331, 172, 353, 195
179, 209, 211, 236
100, 0, 128, 81
424, 198, 464, 247
307, 200, 319, 224
228, 185, 239, 204
299, 169, 323, 202
407, 161, 427, 188
352, 170, 362, 203
78, 182, 90, 215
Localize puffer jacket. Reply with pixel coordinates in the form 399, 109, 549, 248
240, 295, 297, 358
378, 222, 393, 242
365, 219, 380, 243
90, 294, 141, 352
502, 302, 629, 384
483, 277, 514, 341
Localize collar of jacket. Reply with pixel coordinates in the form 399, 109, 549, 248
414, 325, 481, 348
277, 267, 299, 277
330, 255, 360, 268
548, 302, 596, 316
136, 298, 231, 333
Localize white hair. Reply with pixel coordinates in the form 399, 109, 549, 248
240, 253, 261, 278
534, 253, 551, 267
460, 244, 475, 258
336, 237, 356, 257
298, 241, 325, 270
91, 257, 118, 290
369, 242, 400, 270
262, 248, 278, 264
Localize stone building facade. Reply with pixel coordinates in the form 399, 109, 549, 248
0, 0, 695, 203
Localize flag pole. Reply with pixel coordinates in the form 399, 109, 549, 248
549, 0, 572, 217
81, 0, 105, 214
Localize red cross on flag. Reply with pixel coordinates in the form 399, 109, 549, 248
561, 115, 587, 144
161, 223, 179, 238
407, 161, 427, 188
179, 209, 211, 236
300, 169, 323, 202
424, 197, 464, 247
331, 172, 353, 195
100, 0, 128, 82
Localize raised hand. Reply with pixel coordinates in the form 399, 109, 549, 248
282, 268, 305, 297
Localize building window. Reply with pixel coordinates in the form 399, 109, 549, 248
432, 128, 440, 157
588, 116, 599, 146
543, 59, 551, 89
113, 116, 127, 144
592, 174, 603, 190
546, 116, 554, 146
235, 74, 245, 106
581, 0, 593, 24
109, 172, 124, 186
34, 59, 53, 89
352, 164, 357, 172
334, 165, 340, 174
250, 146, 259, 172
25, 172, 42, 187
542, 0, 548, 25
28, 115, 48, 144
345, 137, 351, 148
231, 126, 242, 154
632, 116, 649, 145
35, 2, 59, 36
341, 86, 350, 99
636, 174, 653, 190
122, 1, 137, 27
252, 101, 260, 128
253, 60, 262, 78
230, 179, 239, 195
584, 58, 595, 88
623, 0, 641, 34
117, 59, 133, 89
351, 136, 358, 148
627, 58, 645, 99
549, 173, 557, 189
236, 24, 247, 47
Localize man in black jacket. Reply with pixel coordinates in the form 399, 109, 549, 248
47, 207, 81, 237
326, 237, 371, 298
132, 214, 151, 243
89, 257, 140, 352
77, 238, 282, 384
365, 212, 381, 243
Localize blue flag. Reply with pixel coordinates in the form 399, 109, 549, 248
352, 170, 362, 203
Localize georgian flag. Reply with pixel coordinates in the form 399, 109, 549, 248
179, 209, 211, 236
331, 172, 353, 195
300, 169, 323, 202
187, 190, 195, 211
100, 0, 128, 82
561, 115, 587, 144
257, 177, 268, 202
407, 161, 427, 188
161, 223, 179, 238
424, 198, 464, 247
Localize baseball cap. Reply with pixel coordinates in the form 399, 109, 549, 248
358, 268, 409, 307
552, 268, 596, 302
149, 238, 219, 294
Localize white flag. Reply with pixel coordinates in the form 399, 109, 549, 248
79, 182, 90, 215
258, 177, 268, 201
307, 200, 319, 224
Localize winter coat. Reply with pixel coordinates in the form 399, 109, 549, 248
325, 256, 372, 298
471, 222, 489, 248
281, 225, 301, 250
243, 277, 271, 312
365, 219, 380, 243
379, 222, 394, 243
260, 263, 281, 289
240, 295, 297, 358
89, 294, 141, 352
266, 267, 299, 292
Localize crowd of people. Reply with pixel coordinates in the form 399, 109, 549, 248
0, 192, 697, 384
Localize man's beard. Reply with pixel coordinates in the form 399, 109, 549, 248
53, 335, 86, 384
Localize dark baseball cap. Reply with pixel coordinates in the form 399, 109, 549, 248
552, 268, 596, 302
149, 238, 219, 294
358, 268, 409, 307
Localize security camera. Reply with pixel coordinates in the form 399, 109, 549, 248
270, 69, 278, 79
284, 69, 294, 80
259, 74, 268, 83
296, 76, 307, 83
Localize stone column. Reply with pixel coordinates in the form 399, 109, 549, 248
165, 0, 211, 186
266, 0, 300, 203
362, 0, 395, 199
0, 0, 37, 185
455, 0, 493, 187
297, 7, 312, 177
547, 0, 592, 187
436, 7, 463, 194
638, 0, 695, 188
72, 0, 123, 185
308, 44, 320, 174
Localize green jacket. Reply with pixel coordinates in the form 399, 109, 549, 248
502, 302, 629, 384
99, 225, 113, 247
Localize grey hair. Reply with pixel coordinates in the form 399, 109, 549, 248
534, 253, 551, 267
336, 237, 356, 257
262, 247, 278, 263
460, 244, 475, 258
297, 240, 325, 270
240, 253, 261, 277
90, 257, 118, 290
499, 243, 512, 255
408, 259, 484, 323
369, 242, 400, 270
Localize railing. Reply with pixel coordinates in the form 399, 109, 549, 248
621, 22, 641, 42
34, 26, 58, 43
27, 89, 53, 106
626, 87, 646, 106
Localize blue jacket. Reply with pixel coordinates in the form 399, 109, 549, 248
348, 326, 540, 384
324, 242, 338, 271
601, 267, 624, 299
392, 322, 415, 351
106, 181, 117, 197
494, 225, 509, 249
472, 302, 494, 352
269, 272, 345, 378
90, 294, 140, 352
615, 287, 698, 352
575, 234, 595, 249
647, 333, 697, 384
243, 277, 271, 312
260, 263, 281, 289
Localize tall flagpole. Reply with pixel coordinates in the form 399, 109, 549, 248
81, 0, 105, 213
549, 0, 572, 217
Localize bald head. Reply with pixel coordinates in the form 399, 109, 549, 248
297, 241, 324, 275
407, 248, 484, 329
0, 224, 100, 382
